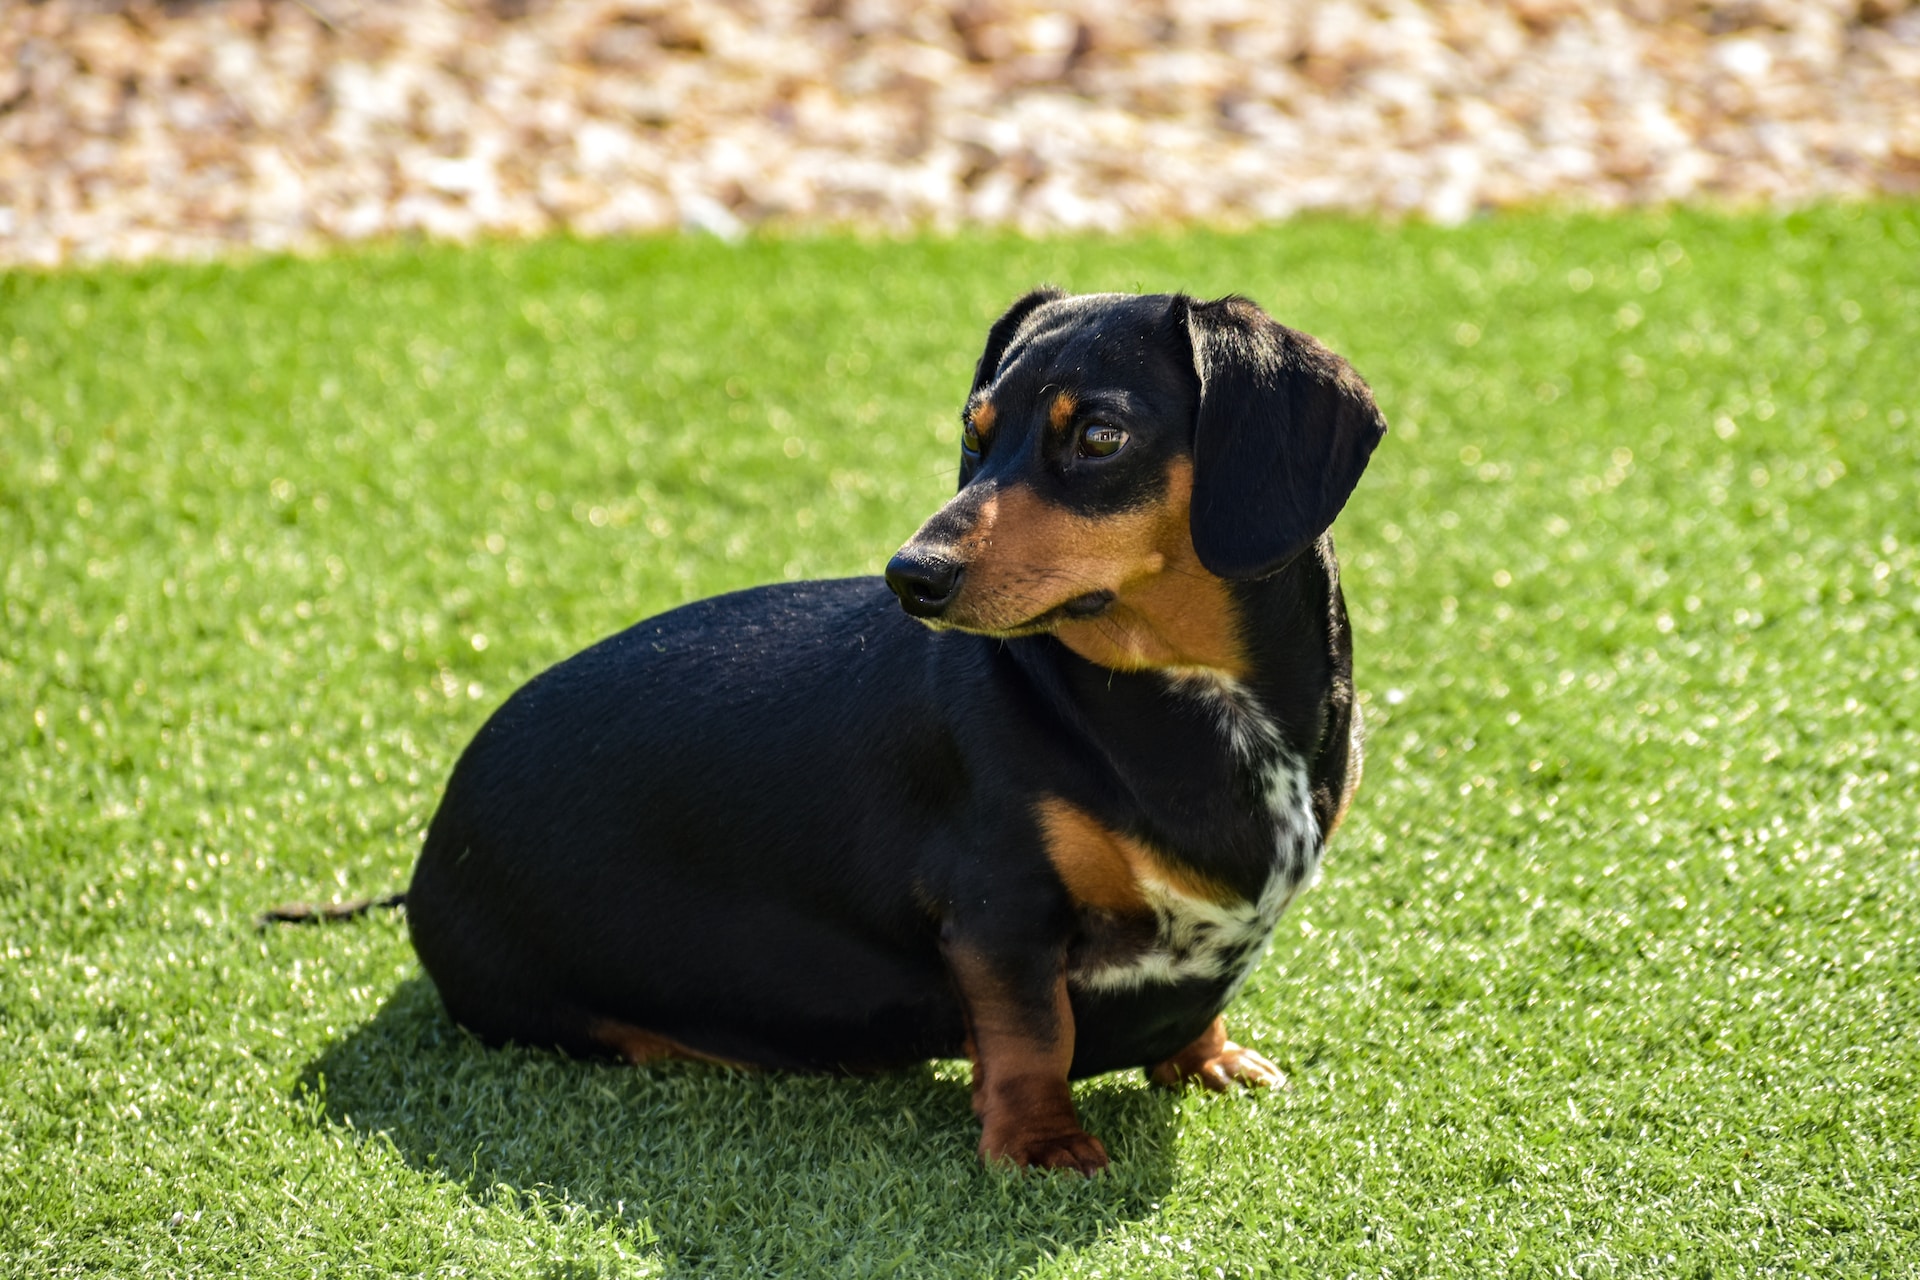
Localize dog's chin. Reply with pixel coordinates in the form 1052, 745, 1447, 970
909, 591, 1116, 638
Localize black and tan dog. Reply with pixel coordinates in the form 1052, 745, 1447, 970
405, 289, 1387, 1174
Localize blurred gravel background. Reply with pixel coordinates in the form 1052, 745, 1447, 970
3, 0, 1918, 266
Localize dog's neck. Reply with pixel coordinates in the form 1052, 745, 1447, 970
1024, 535, 1346, 778
1013, 544, 1344, 903
1210, 536, 1348, 763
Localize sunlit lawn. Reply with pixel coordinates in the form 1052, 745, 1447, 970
2, 206, 1917, 1276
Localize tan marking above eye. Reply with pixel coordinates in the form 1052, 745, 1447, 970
1048, 391, 1078, 431
969, 400, 997, 435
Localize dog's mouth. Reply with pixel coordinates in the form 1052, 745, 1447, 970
997, 590, 1116, 635
911, 589, 1117, 638
1057, 591, 1116, 620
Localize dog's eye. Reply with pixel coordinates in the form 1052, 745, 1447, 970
961, 419, 983, 455
1078, 423, 1127, 459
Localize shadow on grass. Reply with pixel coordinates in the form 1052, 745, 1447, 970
301, 976, 1180, 1277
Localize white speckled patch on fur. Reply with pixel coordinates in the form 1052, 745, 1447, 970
1069, 673, 1322, 995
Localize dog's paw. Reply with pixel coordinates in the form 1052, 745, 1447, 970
1149, 1041, 1286, 1092
982, 1128, 1110, 1176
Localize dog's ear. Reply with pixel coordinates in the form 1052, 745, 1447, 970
1184, 295, 1388, 580
971, 287, 1067, 395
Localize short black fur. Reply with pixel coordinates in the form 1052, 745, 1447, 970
406, 289, 1385, 1168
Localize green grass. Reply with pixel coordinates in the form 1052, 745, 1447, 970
3, 206, 1917, 1277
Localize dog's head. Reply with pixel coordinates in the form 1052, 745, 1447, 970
885, 289, 1387, 675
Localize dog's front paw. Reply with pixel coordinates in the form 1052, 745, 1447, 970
1150, 1033, 1287, 1092
982, 1127, 1110, 1176
1195, 1043, 1287, 1092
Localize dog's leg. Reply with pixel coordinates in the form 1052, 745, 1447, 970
1148, 1016, 1286, 1091
945, 942, 1107, 1174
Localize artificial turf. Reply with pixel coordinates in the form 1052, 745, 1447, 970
1, 206, 1916, 1277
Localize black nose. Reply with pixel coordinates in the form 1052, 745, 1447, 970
885, 548, 963, 618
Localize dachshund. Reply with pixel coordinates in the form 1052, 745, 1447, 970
402, 288, 1386, 1173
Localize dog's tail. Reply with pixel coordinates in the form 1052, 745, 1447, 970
256, 892, 406, 930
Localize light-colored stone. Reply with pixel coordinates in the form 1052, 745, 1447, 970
1, 0, 1916, 267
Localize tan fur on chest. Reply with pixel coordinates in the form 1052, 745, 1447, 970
1036, 797, 1229, 915
1034, 741, 1321, 996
